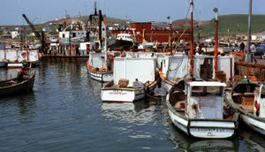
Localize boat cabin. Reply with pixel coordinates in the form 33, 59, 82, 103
170, 81, 226, 119
116, 33, 133, 42
187, 81, 226, 119
88, 52, 111, 72
113, 57, 156, 87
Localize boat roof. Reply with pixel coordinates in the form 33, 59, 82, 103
188, 81, 226, 87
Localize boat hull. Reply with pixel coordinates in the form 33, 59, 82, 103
241, 114, 265, 136
0, 72, 35, 97
167, 99, 237, 139
101, 88, 145, 103
88, 70, 113, 82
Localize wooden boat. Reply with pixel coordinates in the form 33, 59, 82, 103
86, 51, 113, 82
167, 80, 238, 139
101, 57, 157, 103
225, 78, 265, 135
0, 70, 35, 97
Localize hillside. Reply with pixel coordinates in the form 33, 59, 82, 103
198, 14, 265, 36
2, 14, 265, 39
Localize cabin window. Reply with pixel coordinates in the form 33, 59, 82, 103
191, 86, 222, 96
62, 34, 65, 38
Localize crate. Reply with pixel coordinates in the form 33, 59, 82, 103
118, 79, 129, 88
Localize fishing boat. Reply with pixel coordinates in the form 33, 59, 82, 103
225, 78, 265, 135
166, 0, 238, 139
101, 57, 157, 102
0, 69, 35, 97
86, 51, 113, 82
167, 80, 238, 139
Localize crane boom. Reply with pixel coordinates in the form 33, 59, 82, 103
22, 14, 41, 37
22, 14, 49, 53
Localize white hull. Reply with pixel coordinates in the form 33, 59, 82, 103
88, 71, 113, 82
241, 114, 265, 136
167, 104, 237, 138
162, 80, 174, 93
101, 88, 145, 103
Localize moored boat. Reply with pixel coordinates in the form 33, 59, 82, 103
167, 80, 238, 139
0, 69, 35, 97
86, 51, 113, 82
101, 57, 157, 103
225, 78, 265, 135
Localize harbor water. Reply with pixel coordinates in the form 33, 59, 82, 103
0, 61, 264, 152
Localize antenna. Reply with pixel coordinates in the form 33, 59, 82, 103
94, 1, 98, 15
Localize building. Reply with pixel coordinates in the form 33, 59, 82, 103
110, 22, 191, 44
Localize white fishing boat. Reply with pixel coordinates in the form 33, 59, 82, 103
167, 80, 238, 138
86, 51, 113, 82
166, 0, 238, 139
101, 57, 157, 102
225, 79, 265, 135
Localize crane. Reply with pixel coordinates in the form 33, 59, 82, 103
22, 14, 49, 53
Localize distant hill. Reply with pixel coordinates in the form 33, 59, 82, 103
198, 14, 265, 36
2, 14, 265, 38
159, 14, 265, 37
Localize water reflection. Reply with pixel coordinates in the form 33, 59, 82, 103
0, 68, 19, 80
167, 122, 239, 151
101, 100, 156, 124
239, 126, 265, 152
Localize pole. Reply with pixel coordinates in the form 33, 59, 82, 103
189, 0, 194, 74
214, 8, 219, 72
246, 0, 252, 62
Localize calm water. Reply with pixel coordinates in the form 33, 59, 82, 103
0, 61, 264, 152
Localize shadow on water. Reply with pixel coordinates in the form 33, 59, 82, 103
167, 122, 239, 151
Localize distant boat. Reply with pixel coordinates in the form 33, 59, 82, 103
0, 70, 35, 97
225, 78, 265, 135
86, 51, 113, 82
108, 33, 134, 50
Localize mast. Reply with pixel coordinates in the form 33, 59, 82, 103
246, 0, 252, 62
214, 8, 219, 72
189, 0, 194, 73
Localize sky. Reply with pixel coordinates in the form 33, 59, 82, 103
0, 0, 265, 25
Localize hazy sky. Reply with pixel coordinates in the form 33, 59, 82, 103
1, 0, 265, 25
